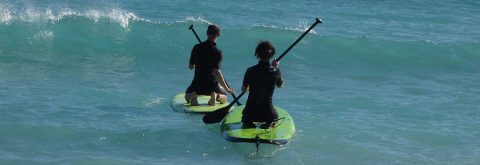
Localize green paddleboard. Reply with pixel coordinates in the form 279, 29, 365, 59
221, 105, 295, 145
170, 93, 230, 113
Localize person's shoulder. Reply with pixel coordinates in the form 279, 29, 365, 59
211, 44, 221, 53
196, 41, 210, 48
201, 40, 212, 46
193, 43, 202, 49
211, 46, 222, 57
246, 65, 257, 72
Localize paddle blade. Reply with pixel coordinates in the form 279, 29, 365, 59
203, 91, 246, 124
202, 105, 233, 124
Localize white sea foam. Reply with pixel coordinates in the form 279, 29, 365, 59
33, 30, 54, 41
0, 6, 141, 28
159, 16, 213, 25
84, 8, 139, 28
144, 97, 166, 108
0, 3, 13, 24
107, 8, 139, 28
2, 6, 317, 33
0, 12, 12, 24
252, 23, 318, 34
184, 16, 212, 24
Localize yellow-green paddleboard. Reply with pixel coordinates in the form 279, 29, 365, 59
170, 93, 230, 113
221, 105, 295, 145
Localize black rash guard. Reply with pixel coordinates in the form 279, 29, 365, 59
242, 60, 283, 123
186, 40, 224, 95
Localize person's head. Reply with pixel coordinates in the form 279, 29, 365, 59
255, 41, 275, 61
207, 24, 220, 39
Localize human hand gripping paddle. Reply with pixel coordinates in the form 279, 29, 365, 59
188, 25, 242, 106
202, 18, 323, 124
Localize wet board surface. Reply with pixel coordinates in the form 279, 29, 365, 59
221, 105, 295, 145
170, 93, 230, 113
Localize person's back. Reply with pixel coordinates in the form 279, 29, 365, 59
242, 41, 283, 128
185, 25, 234, 106
189, 40, 222, 95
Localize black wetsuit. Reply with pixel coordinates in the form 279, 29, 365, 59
242, 61, 283, 125
186, 40, 224, 95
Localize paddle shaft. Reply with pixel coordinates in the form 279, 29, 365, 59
275, 18, 322, 62
189, 25, 202, 43
188, 25, 242, 106
202, 90, 246, 124
226, 91, 246, 108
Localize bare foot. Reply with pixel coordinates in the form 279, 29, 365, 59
216, 94, 227, 104
186, 92, 199, 106
191, 98, 198, 106
208, 92, 217, 106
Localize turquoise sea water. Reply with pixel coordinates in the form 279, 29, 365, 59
1, 0, 480, 164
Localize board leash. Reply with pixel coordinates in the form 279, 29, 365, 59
253, 117, 286, 154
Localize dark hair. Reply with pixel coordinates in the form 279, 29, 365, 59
255, 41, 275, 60
207, 25, 220, 36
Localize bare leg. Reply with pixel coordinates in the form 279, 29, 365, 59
208, 92, 217, 106
216, 93, 227, 104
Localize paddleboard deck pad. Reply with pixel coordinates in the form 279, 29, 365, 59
221, 105, 295, 145
171, 93, 230, 113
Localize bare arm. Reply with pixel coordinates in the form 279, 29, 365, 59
242, 85, 248, 92
276, 73, 284, 88
273, 60, 284, 88
213, 69, 234, 94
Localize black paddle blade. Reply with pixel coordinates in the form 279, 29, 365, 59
202, 104, 233, 124
203, 91, 246, 124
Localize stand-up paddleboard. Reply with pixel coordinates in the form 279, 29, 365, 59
171, 93, 230, 113
221, 105, 295, 145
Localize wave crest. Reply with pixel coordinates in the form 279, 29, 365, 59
251, 22, 318, 34
0, 6, 142, 28
1, 4, 319, 34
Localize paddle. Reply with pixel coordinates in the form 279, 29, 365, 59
188, 25, 242, 106
202, 18, 323, 124
203, 91, 246, 124
188, 25, 202, 43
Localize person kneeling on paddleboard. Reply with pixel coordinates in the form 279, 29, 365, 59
241, 41, 283, 128
185, 25, 234, 106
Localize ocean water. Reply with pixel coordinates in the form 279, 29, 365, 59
1, 0, 480, 164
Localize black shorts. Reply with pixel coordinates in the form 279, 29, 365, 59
186, 84, 225, 96
242, 104, 278, 123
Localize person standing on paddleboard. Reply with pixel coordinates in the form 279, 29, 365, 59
241, 41, 283, 128
185, 25, 235, 106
